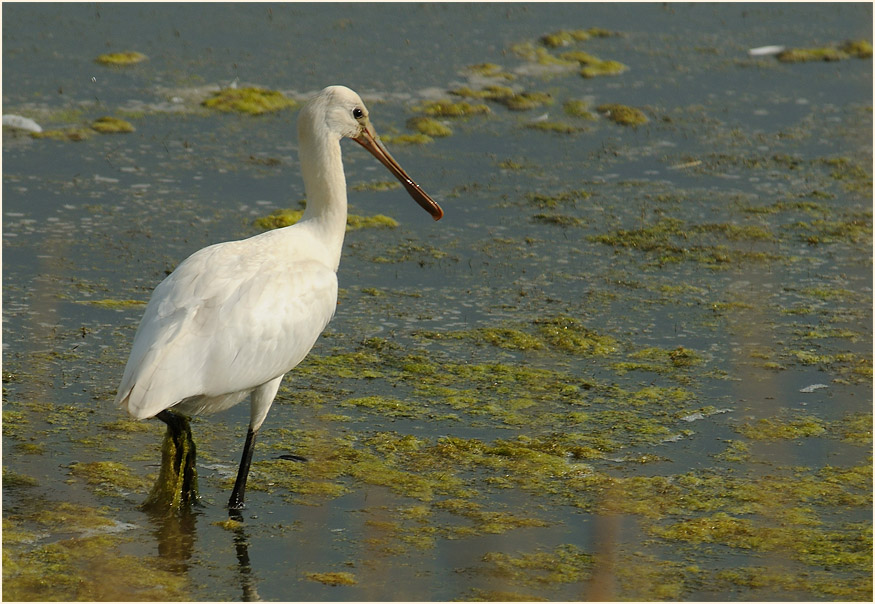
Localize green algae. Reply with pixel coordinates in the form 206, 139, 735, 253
252, 210, 304, 231
451, 84, 516, 100
243, 455, 349, 503
78, 298, 146, 309
596, 103, 648, 126
101, 419, 151, 433
340, 395, 419, 418
3, 467, 38, 488
254, 209, 398, 231
563, 99, 598, 120
510, 42, 579, 67
541, 29, 597, 48
351, 180, 401, 192
696, 222, 774, 241
581, 59, 629, 78
452, 85, 555, 112
371, 240, 451, 264
614, 346, 703, 375
213, 517, 244, 531
94, 51, 148, 66
346, 214, 399, 230
627, 385, 693, 408
533, 213, 584, 226
540, 28, 616, 48
469, 589, 548, 601
31, 127, 93, 142
531, 42, 631, 78
783, 349, 870, 383
777, 46, 848, 63
70, 461, 150, 496
559, 50, 601, 64
527, 188, 591, 208
776, 40, 872, 63
499, 91, 554, 111
202, 86, 297, 115
3, 501, 189, 600
652, 512, 761, 546
2, 410, 28, 439
713, 564, 871, 600
652, 512, 872, 574
14, 442, 46, 455
792, 216, 872, 245
712, 439, 751, 463
417, 99, 490, 117
614, 554, 702, 601
435, 499, 549, 535
416, 315, 616, 357
498, 158, 528, 170
837, 412, 873, 444
464, 62, 515, 80
406, 116, 452, 137
90, 116, 134, 134
817, 156, 873, 196
535, 315, 618, 355
363, 515, 437, 554
590, 216, 778, 267
3, 533, 189, 600
418, 327, 545, 351
526, 120, 581, 134
306, 571, 357, 586
380, 133, 433, 145
141, 414, 198, 512
736, 414, 827, 440
479, 544, 593, 585
840, 39, 873, 58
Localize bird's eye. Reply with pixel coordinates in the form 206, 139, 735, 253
353, 107, 364, 120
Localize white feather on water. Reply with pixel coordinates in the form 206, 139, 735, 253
2, 114, 42, 133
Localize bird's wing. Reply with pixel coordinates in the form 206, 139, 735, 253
116, 241, 338, 419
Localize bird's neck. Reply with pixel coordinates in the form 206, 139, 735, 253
298, 134, 348, 271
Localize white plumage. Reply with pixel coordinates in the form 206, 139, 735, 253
115, 85, 443, 510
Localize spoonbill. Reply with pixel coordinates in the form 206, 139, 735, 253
115, 85, 443, 511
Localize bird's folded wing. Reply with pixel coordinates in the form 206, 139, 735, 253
116, 242, 337, 419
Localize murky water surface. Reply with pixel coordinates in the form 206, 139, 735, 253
3, 3, 872, 601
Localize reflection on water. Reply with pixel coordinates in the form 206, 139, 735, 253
147, 507, 261, 601
148, 509, 197, 574
229, 512, 261, 602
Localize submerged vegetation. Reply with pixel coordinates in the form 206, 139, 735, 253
202, 86, 297, 115
596, 103, 648, 126
416, 99, 490, 117
94, 51, 148, 66
253, 208, 399, 231
777, 39, 873, 62
90, 116, 135, 133
406, 116, 453, 137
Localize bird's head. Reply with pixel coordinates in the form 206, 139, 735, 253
301, 86, 443, 221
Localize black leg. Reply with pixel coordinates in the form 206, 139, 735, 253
228, 428, 257, 511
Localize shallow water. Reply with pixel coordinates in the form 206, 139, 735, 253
2, 2, 872, 601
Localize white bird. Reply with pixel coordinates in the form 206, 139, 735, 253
115, 85, 443, 511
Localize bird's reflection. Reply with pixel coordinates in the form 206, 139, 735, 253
146, 508, 197, 574
146, 506, 260, 601
229, 510, 261, 602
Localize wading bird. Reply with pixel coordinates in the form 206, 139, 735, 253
115, 85, 443, 511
